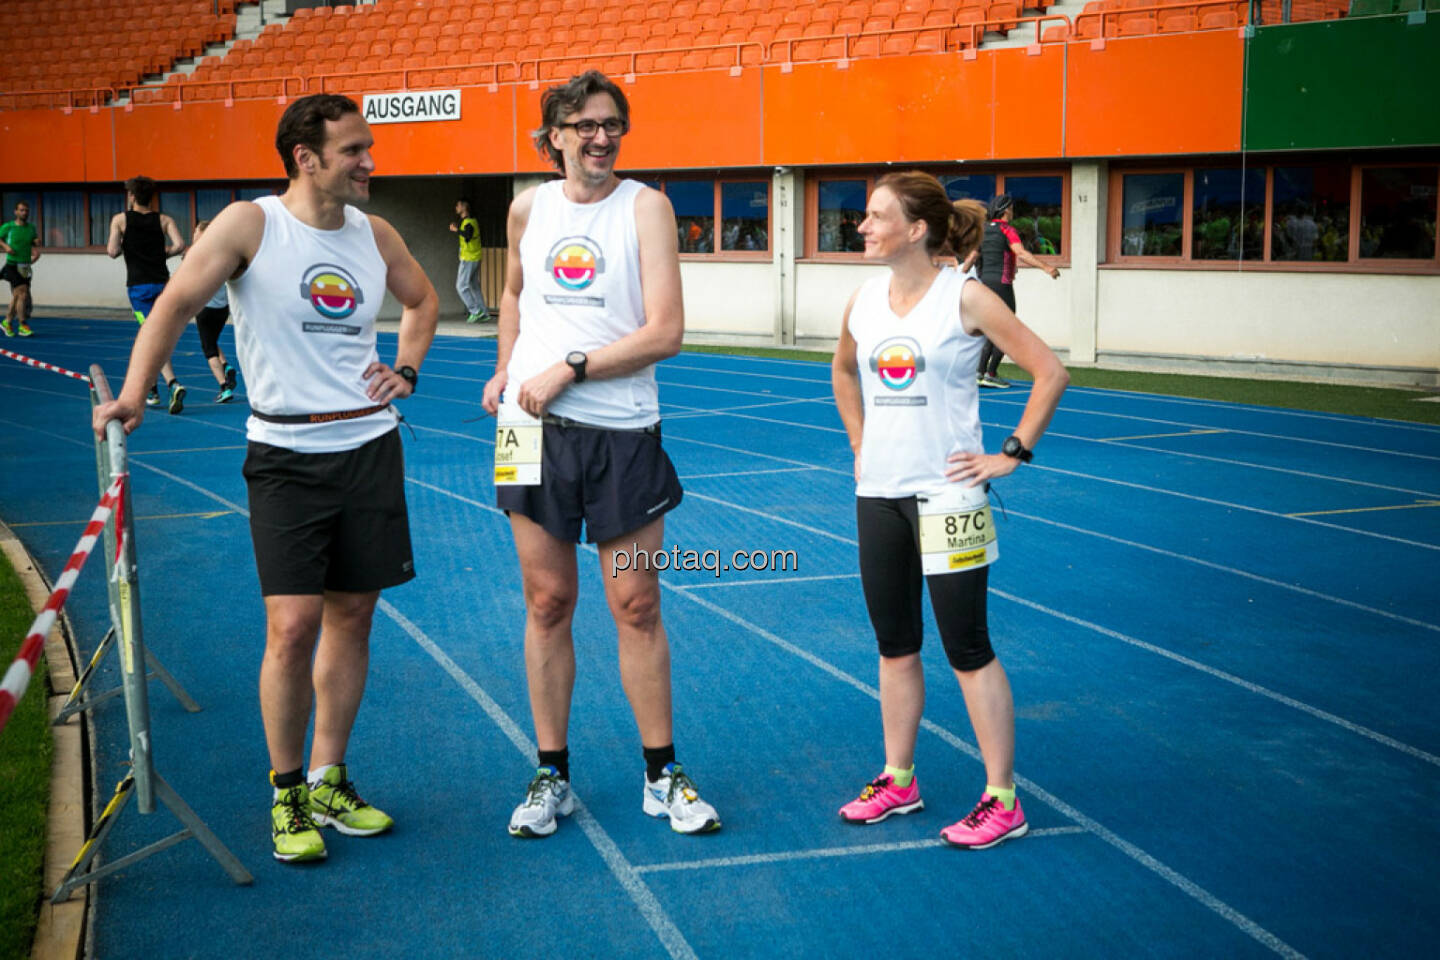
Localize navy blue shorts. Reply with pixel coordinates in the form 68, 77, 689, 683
496, 419, 683, 544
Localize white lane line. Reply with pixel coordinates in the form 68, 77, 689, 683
1061, 385, 1440, 434
379, 600, 700, 960
674, 572, 860, 590
633, 828, 1089, 874
1044, 430, 1440, 499
1004, 509, 1440, 635
675, 590, 1304, 960
676, 485, 1440, 767
677, 467, 819, 480
992, 587, 1440, 770
130, 445, 249, 455
1033, 464, 1440, 553
984, 396, 1440, 462
665, 398, 824, 420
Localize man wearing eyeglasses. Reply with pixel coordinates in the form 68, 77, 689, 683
482, 70, 721, 840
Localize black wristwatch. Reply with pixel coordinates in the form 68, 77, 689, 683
1001, 435, 1033, 463
566, 350, 588, 384
396, 365, 418, 390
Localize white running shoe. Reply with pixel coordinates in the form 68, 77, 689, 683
508, 766, 574, 838
643, 762, 721, 834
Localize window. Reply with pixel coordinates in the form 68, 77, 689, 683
1272, 165, 1349, 263
1006, 175, 1064, 257
90, 193, 124, 246
667, 180, 715, 253
1120, 173, 1184, 257
817, 179, 866, 253
1192, 168, 1264, 261
1359, 167, 1437, 260
196, 188, 233, 224
40, 191, 86, 247
720, 182, 768, 252
236, 186, 279, 202
160, 192, 193, 242
937, 174, 996, 203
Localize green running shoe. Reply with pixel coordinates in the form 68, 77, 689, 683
271, 783, 326, 863
308, 764, 394, 836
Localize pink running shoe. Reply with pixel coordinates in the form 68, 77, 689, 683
940, 793, 1028, 849
838, 774, 923, 824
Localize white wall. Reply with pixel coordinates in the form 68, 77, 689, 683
680, 261, 775, 339
1096, 269, 1440, 379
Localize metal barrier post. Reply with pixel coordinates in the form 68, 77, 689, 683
51, 366, 253, 901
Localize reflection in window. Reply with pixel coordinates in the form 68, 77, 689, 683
90, 193, 124, 246
1192, 168, 1264, 261
41, 191, 85, 247
721, 182, 768, 252
1120, 173, 1183, 256
1272, 166, 1349, 262
196, 188, 232, 224
1006, 175, 1063, 256
1359, 167, 1437, 259
937, 174, 996, 203
818, 179, 866, 253
160, 192, 192, 242
667, 180, 714, 253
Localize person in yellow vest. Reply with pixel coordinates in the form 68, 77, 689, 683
450, 198, 491, 323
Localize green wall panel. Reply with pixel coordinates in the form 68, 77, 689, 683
1244, 15, 1440, 150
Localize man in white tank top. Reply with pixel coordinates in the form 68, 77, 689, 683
93, 94, 439, 865
481, 71, 721, 838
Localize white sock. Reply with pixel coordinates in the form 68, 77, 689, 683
308, 763, 337, 787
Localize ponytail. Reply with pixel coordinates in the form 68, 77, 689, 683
947, 199, 986, 260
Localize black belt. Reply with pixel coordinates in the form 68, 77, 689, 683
540, 413, 660, 436
250, 404, 391, 425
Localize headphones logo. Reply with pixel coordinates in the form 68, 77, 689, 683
868, 337, 926, 391
299, 264, 364, 320
548, 236, 605, 291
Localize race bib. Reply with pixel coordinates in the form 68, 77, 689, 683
917, 483, 998, 576
494, 404, 542, 486
16, 263, 32, 279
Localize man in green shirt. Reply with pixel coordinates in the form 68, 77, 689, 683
449, 197, 490, 323
0, 201, 41, 337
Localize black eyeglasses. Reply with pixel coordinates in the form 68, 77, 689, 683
557, 118, 628, 139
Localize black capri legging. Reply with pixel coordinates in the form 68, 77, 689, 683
195, 305, 230, 360
856, 495, 995, 672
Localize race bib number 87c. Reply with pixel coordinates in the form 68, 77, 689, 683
917, 483, 998, 576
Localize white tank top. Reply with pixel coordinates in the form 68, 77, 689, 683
850, 266, 986, 498
231, 196, 396, 453
506, 178, 657, 429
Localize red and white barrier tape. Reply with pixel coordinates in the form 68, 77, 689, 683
0, 475, 125, 734
0, 348, 91, 384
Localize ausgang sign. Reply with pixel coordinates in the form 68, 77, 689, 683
362, 89, 461, 125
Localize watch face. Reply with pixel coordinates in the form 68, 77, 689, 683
566, 351, 586, 366
1003, 436, 1021, 456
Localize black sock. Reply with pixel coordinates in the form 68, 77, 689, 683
643, 744, 676, 782
271, 767, 303, 790
537, 747, 569, 782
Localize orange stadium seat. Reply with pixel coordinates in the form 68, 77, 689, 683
1118, 13, 1158, 33
1201, 9, 1240, 27
1159, 11, 1199, 30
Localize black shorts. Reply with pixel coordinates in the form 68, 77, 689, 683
1, 263, 31, 288
496, 419, 683, 544
983, 281, 1016, 313
856, 495, 994, 672
243, 428, 415, 595
195, 305, 229, 359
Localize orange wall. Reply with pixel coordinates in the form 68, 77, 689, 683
1064, 31, 1244, 156
1, 35, 1249, 185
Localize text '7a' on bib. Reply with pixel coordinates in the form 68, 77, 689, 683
494, 404, 543, 486
916, 482, 999, 576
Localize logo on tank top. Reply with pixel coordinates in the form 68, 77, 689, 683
299, 263, 365, 323
869, 337, 927, 390
543, 236, 607, 307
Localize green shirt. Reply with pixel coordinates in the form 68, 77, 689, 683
0, 220, 37, 264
